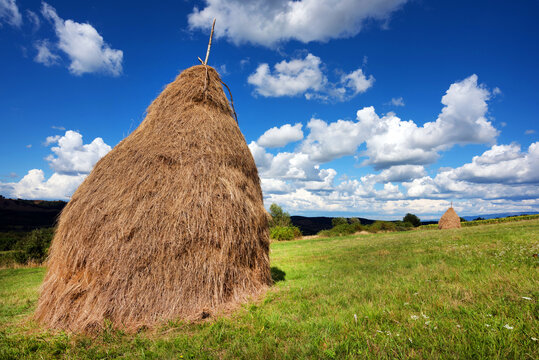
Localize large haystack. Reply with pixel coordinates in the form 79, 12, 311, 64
35, 65, 271, 332
438, 207, 461, 229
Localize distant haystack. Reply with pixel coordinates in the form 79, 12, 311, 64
438, 207, 461, 229
34, 65, 271, 333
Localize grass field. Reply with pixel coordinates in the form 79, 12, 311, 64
1, 220, 538, 359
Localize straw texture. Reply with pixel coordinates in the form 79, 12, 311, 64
35, 65, 271, 333
438, 207, 461, 229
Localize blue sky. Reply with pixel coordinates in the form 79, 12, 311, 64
1, 0, 538, 219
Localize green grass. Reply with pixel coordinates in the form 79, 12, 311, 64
1, 220, 538, 359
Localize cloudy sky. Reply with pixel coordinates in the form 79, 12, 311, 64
1, 0, 538, 219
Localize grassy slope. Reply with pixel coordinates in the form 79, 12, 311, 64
0, 220, 538, 359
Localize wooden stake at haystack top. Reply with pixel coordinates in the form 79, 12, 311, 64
34, 19, 271, 333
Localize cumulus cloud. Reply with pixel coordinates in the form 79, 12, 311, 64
188, 0, 408, 47
437, 142, 539, 185
34, 40, 60, 66
0, 0, 22, 27
248, 54, 325, 97
0, 130, 112, 200
257, 123, 304, 148
45, 130, 111, 175
248, 53, 373, 101
242, 75, 536, 217
40, 2, 123, 76
43, 134, 61, 146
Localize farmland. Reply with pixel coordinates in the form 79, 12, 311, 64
1, 219, 538, 359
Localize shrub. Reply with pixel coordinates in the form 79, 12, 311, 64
16, 228, 54, 264
0, 250, 24, 267
331, 217, 348, 227
318, 221, 362, 237
403, 213, 421, 227
270, 226, 302, 241
367, 221, 397, 233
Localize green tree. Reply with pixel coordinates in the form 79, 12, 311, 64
269, 203, 291, 227
403, 213, 421, 227
332, 217, 348, 227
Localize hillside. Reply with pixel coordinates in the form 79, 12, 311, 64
0, 196, 66, 231
1, 219, 537, 359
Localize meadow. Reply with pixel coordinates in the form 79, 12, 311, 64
1, 220, 538, 359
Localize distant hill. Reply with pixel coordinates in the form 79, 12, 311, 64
291, 216, 376, 236
460, 212, 539, 221
0, 196, 66, 231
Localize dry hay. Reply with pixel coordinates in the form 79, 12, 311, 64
438, 207, 461, 229
35, 65, 271, 333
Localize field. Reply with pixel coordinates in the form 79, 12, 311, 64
1, 220, 538, 359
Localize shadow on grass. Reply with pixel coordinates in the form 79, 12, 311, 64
271, 267, 286, 283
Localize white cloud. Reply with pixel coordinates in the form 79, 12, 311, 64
376, 165, 426, 182
0, 0, 22, 27
34, 40, 60, 66
43, 134, 61, 146
188, 0, 408, 47
0, 169, 86, 200
26, 9, 40, 31
0, 130, 112, 200
40, 2, 123, 76
438, 142, 539, 185
248, 53, 373, 101
388, 97, 405, 106
242, 75, 537, 217
359, 75, 498, 169
341, 68, 375, 95
257, 123, 303, 148
525, 129, 535, 135
45, 130, 111, 175
248, 54, 325, 97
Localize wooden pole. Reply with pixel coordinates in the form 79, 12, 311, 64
204, 19, 216, 65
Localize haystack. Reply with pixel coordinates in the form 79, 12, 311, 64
438, 207, 461, 229
34, 64, 271, 332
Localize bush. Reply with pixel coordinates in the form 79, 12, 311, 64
16, 228, 54, 264
318, 221, 363, 237
367, 221, 397, 233
270, 226, 302, 241
0, 250, 24, 267
403, 213, 421, 227
331, 217, 348, 227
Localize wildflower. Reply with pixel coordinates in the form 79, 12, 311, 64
411, 315, 419, 320
421, 313, 429, 319
408, 337, 413, 343
503, 324, 513, 330
522, 296, 532, 300
404, 302, 409, 306
354, 314, 357, 324
532, 337, 537, 341
413, 292, 419, 296
485, 324, 490, 327
425, 321, 430, 325
456, 325, 461, 328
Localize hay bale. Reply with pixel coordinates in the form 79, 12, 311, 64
35, 65, 271, 333
438, 207, 461, 229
